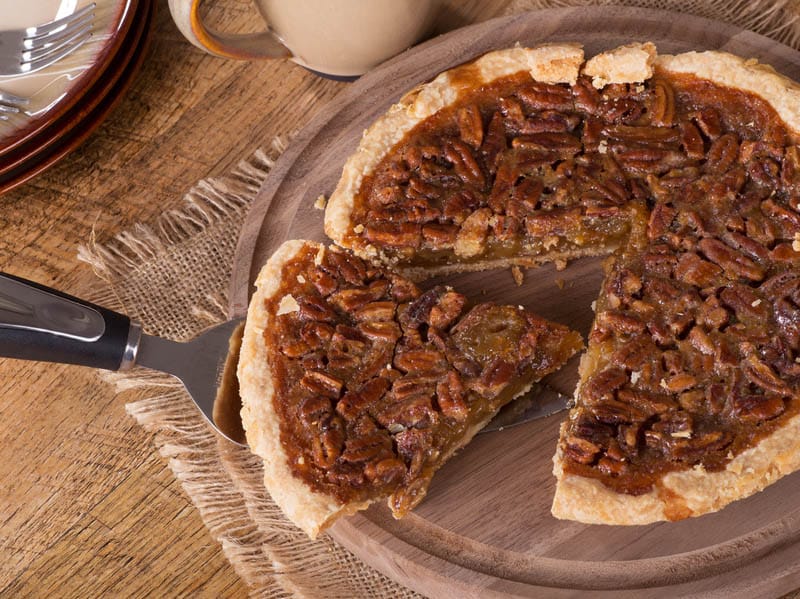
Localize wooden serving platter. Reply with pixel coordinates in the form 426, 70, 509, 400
231, 7, 800, 597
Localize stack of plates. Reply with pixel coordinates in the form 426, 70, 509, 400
0, 0, 155, 193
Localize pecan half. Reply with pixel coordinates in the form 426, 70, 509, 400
436, 370, 468, 421
458, 104, 484, 149
363, 222, 421, 248
301, 370, 344, 399
742, 353, 792, 396
697, 238, 765, 281
731, 393, 785, 421
650, 79, 675, 127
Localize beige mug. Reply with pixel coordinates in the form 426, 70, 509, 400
168, 0, 440, 78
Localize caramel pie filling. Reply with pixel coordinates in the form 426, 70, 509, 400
264, 244, 583, 514
349, 69, 800, 495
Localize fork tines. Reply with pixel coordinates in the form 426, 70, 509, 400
16, 3, 96, 75
24, 4, 96, 39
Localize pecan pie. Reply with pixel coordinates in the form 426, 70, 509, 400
324, 43, 800, 524
238, 240, 582, 537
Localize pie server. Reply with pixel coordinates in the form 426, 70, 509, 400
481, 383, 571, 433
0, 272, 569, 446
0, 272, 247, 446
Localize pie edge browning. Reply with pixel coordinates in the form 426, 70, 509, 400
238, 239, 370, 539
552, 413, 800, 524
551, 50, 800, 523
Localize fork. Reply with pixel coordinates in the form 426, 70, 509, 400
0, 90, 28, 120
0, 4, 96, 77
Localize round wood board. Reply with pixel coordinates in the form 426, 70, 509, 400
231, 7, 800, 597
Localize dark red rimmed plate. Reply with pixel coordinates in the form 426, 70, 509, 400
0, 0, 139, 157
0, 0, 154, 193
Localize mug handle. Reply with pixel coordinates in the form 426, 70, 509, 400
168, 0, 291, 60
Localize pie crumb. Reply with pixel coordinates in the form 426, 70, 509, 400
751, 299, 762, 307
544, 235, 559, 249
277, 294, 300, 315
630, 371, 641, 384
671, 430, 692, 439
598, 139, 608, 154
314, 195, 327, 210
353, 223, 365, 234
511, 265, 524, 286
583, 42, 656, 88
793, 232, 800, 252
297, 274, 306, 284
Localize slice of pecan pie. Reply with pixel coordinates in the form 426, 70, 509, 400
325, 42, 800, 524
553, 50, 800, 524
238, 239, 583, 537
325, 43, 653, 278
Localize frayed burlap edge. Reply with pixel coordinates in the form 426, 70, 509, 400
77, 141, 285, 335
78, 142, 419, 599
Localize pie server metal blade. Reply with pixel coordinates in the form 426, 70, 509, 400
0, 272, 247, 446
480, 383, 571, 434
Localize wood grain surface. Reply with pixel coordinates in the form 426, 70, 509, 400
232, 8, 800, 598
0, 0, 349, 596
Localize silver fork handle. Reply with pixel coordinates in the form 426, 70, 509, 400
0, 273, 141, 371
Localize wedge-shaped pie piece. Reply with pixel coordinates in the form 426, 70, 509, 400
238, 240, 583, 537
552, 51, 800, 524
325, 42, 800, 523
325, 42, 653, 278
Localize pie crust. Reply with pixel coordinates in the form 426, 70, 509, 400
238, 240, 354, 538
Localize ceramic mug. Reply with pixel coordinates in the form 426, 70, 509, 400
168, 0, 440, 78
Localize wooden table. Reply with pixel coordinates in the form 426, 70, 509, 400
0, 1, 348, 595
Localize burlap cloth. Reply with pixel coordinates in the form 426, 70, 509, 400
79, 2, 800, 597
